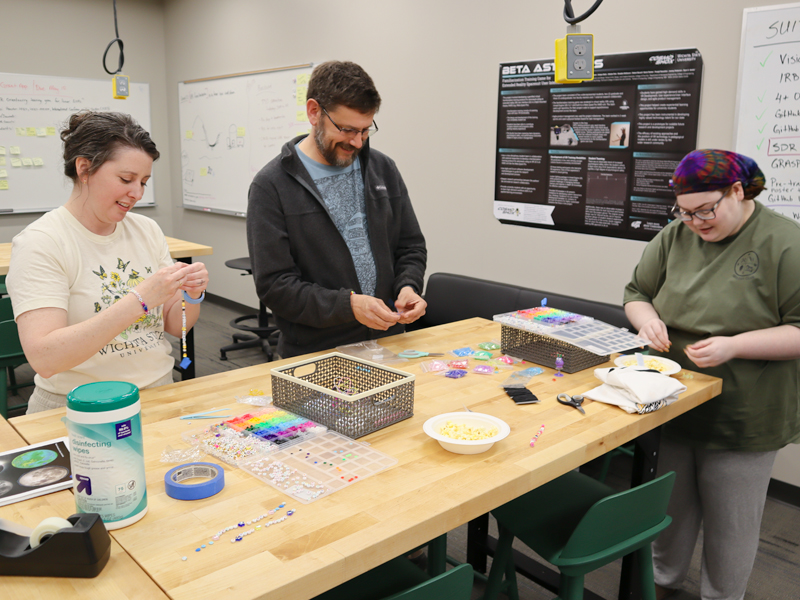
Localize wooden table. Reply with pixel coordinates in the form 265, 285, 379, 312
7, 318, 722, 600
0, 416, 169, 599
0, 237, 212, 380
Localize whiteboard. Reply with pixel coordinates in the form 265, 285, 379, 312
0, 72, 153, 214
734, 3, 800, 224
177, 64, 314, 217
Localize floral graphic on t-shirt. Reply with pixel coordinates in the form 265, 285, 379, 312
93, 258, 163, 339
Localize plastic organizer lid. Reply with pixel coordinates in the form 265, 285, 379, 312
67, 381, 140, 412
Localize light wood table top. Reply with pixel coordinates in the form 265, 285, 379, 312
9, 318, 722, 600
0, 416, 169, 599
0, 237, 212, 276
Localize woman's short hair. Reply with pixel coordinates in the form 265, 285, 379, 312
307, 61, 381, 114
61, 111, 159, 182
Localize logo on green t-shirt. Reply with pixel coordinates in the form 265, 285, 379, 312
734, 251, 760, 279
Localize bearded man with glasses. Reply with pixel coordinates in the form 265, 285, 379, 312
247, 61, 427, 358
624, 149, 800, 600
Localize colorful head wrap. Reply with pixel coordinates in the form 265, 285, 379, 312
670, 149, 766, 199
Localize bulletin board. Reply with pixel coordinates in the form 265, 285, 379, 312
494, 48, 703, 242
734, 3, 800, 224
177, 64, 313, 217
0, 72, 153, 214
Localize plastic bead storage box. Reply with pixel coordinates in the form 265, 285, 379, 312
271, 352, 415, 439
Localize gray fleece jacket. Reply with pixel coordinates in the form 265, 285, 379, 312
246, 136, 427, 358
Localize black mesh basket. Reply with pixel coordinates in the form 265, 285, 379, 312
271, 353, 415, 439
501, 325, 608, 373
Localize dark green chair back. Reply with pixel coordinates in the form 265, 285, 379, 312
561, 471, 675, 559
384, 563, 473, 600
0, 295, 12, 322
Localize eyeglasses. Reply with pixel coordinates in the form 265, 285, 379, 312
321, 107, 378, 139
671, 187, 731, 222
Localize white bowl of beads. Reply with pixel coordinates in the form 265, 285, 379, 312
423, 412, 510, 455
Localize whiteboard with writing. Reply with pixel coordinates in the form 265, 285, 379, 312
178, 64, 313, 216
0, 72, 153, 214
734, 3, 800, 223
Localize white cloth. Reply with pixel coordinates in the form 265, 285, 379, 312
7, 206, 174, 395
583, 366, 687, 414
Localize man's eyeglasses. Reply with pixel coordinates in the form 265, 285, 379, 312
321, 107, 378, 139
671, 187, 731, 222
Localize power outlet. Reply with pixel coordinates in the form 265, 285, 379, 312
555, 33, 595, 84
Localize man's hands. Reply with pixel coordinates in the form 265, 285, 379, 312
350, 286, 427, 330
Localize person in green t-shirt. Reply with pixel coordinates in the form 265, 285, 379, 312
624, 149, 800, 600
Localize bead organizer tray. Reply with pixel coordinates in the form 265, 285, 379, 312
240, 431, 398, 504
182, 407, 327, 466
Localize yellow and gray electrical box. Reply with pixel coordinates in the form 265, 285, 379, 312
555, 34, 594, 84
112, 74, 129, 99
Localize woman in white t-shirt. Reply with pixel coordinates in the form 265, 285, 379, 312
7, 111, 209, 413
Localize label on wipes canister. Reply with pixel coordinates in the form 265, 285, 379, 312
68, 415, 147, 525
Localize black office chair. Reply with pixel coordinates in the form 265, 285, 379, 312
219, 257, 279, 361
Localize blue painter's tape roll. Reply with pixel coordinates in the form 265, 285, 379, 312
164, 462, 225, 501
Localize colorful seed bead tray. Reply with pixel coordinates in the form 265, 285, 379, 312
240, 431, 397, 504
182, 407, 327, 466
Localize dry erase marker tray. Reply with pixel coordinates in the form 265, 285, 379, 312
182, 407, 327, 466
240, 431, 397, 504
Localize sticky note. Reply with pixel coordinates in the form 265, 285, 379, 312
0, 169, 7, 177
10, 146, 20, 155
26, 127, 36, 136
21, 158, 33, 166
186, 130, 193, 139
297, 86, 307, 105
298, 73, 310, 85
296, 110, 308, 122
16, 128, 26, 136
296, 129, 311, 137
0, 158, 5, 166
36, 127, 46, 137
237, 127, 245, 137
200, 167, 208, 176
0, 146, 5, 154
33, 157, 44, 166
0, 180, 8, 190
46, 127, 57, 136
10, 158, 21, 167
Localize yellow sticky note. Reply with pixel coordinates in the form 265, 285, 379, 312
32, 157, 44, 166
0, 158, 5, 166
21, 157, 33, 166
200, 167, 208, 177
298, 73, 310, 86
296, 110, 308, 122
0, 169, 7, 177
16, 128, 26, 136
10, 158, 21, 167
0, 180, 8, 190
46, 126, 57, 136
296, 129, 311, 137
185, 130, 193, 139
26, 127, 36, 136
36, 127, 46, 137
0, 146, 5, 155
237, 127, 246, 137
297, 86, 308, 106
10, 147, 21, 155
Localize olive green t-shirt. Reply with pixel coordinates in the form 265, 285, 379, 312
624, 201, 800, 451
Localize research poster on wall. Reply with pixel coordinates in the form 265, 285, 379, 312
494, 48, 703, 241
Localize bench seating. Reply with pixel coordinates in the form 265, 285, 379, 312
410, 272, 631, 332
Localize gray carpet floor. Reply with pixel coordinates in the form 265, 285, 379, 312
6, 297, 799, 599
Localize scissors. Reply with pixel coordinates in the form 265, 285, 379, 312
557, 393, 586, 415
399, 350, 445, 359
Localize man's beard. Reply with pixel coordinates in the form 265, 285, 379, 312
314, 127, 361, 167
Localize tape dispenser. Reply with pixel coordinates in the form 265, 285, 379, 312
0, 513, 111, 577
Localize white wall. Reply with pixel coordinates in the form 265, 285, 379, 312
0, 0, 172, 244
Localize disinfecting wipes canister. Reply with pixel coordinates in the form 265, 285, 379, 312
66, 381, 147, 530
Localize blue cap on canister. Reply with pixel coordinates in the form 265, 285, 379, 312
67, 381, 140, 413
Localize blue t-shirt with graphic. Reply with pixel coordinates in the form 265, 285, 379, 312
296, 144, 377, 297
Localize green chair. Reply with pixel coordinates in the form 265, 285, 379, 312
0, 318, 32, 418
482, 470, 676, 600
0, 274, 6, 297
312, 560, 473, 600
